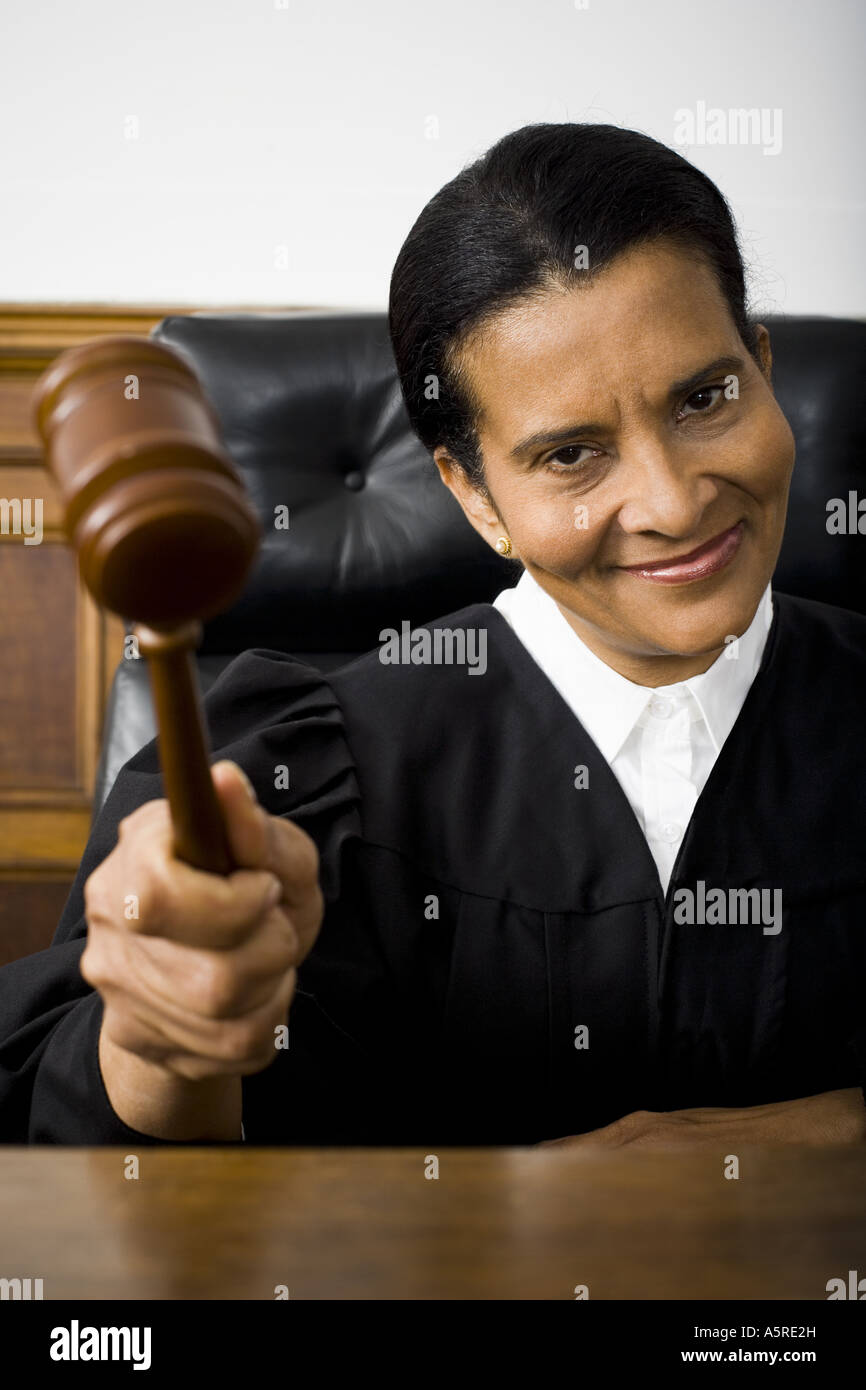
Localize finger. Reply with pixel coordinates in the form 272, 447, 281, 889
116, 850, 282, 948
116, 767, 270, 873
109, 780, 281, 947
102, 966, 297, 1078
536, 1125, 624, 1149
209, 765, 323, 956
201, 762, 322, 931
210, 761, 272, 870
119, 907, 299, 1021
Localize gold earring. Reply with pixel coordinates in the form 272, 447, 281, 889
495, 536, 512, 557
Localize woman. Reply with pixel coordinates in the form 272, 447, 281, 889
1, 123, 864, 1146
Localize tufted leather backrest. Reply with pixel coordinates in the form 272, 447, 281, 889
151, 311, 515, 655
759, 316, 866, 612
91, 311, 866, 813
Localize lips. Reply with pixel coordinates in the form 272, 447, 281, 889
620, 522, 745, 584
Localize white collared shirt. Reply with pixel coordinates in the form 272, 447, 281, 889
493, 570, 774, 894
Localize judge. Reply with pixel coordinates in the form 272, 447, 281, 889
1, 122, 864, 1146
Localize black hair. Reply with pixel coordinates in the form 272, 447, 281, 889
388, 122, 759, 487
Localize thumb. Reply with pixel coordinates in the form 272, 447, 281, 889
210, 760, 271, 871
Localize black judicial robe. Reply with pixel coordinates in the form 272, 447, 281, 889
1, 590, 864, 1145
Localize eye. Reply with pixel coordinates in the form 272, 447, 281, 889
543, 443, 604, 471
678, 384, 725, 419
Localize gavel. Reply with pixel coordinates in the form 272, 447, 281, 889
32, 336, 261, 874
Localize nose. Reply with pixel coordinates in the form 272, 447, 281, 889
615, 441, 719, 538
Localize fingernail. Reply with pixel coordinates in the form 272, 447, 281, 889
266, 877, 282, 907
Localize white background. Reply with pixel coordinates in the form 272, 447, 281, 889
1, 0, 863, 313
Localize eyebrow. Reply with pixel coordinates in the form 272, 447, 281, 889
507, 353, 747, 459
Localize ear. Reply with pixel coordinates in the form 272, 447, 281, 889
753, 323, 773, 384
434, 448, 505, 551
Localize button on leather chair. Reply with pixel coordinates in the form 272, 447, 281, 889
92, 311, 866, 814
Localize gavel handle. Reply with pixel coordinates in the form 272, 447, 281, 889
134, 622, 234, 874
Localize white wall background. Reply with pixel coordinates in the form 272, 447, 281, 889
1, 0, 863, 314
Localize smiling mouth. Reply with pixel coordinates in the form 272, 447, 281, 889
620, 522, 745, 584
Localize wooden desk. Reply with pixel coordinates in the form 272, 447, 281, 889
0, 1145, 863, 1300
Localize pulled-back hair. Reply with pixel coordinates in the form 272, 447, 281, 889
388, 122, 758, 485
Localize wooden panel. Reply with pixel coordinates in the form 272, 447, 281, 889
0, 302, 319, 371
0, 545, 79, 788
0, 374, 44, 457
0, 807, 94, 873
0, 878, 75, 966
0, 462, 62, 530
0, 306, 195, 373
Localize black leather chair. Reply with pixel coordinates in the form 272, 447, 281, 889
92, 311, 866, 815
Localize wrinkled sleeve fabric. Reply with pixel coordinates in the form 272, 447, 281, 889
0, 650, 388, 1145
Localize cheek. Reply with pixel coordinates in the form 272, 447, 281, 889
509, 485, 609, 576
729, 402, 795, 502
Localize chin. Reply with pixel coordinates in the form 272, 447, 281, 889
638, 583, 764, 657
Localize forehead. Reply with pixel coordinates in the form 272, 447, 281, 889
460, 241, 740, 439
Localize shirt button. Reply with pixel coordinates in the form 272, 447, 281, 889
649, 696, 673, 719
661, 821, 681, 842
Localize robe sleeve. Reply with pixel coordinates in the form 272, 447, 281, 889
0, 649, 394, 1145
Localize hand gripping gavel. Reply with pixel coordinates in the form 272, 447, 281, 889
32, 335, 261, 874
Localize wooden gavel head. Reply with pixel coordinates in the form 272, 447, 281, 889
32, 335, 260, 626
32, 334, 262, 874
